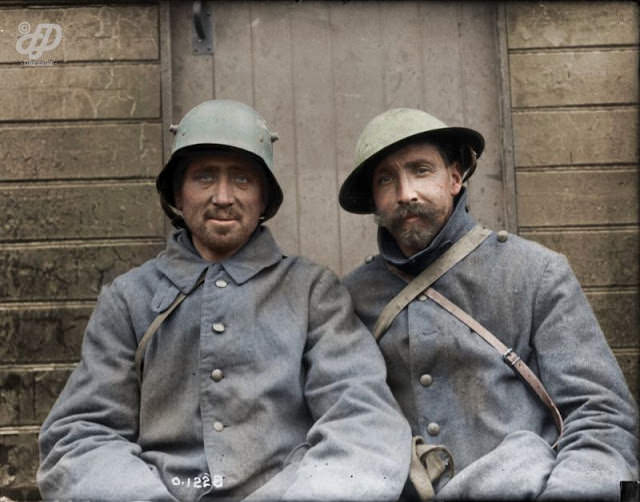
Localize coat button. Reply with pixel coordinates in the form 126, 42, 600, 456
419, 374, 433, 387
497, 230, 509, 242
211, 369, 224, 382
215, 279, 228, 288
417, 294, 427, 302
427, 422, 440, 436
212, 322, 225, 334
213, 421, 224, 432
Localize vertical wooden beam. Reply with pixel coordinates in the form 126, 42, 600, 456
159, 0, 173, 236
496, 2, 518, 233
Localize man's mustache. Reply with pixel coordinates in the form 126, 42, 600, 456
204, 209, 240, 220
388, 202, 433, 225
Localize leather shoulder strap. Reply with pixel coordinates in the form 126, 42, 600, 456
135, 271, 207, 384
373, 225, 491, 341
425, 288, 564, 448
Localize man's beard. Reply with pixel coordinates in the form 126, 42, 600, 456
375, 201, 444, 256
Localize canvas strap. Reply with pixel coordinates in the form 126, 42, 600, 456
423, 287, 564, 448
135, 270, 207, 384
374, 225, 563, 448
373, 225, 492, 341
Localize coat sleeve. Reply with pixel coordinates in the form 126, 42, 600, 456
37, 283, 178, 501
279, 268, 412, 501
533, 253, 639, 500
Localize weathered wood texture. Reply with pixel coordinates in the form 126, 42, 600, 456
587, 290, 639, 348
0, 5, 159, 63
1, 183, 164, 240
0, 65, 160, 121
0, 432, 40, 501
0, 3, 165, 496
507, 2, 639, 48
0, 369, 72, 427
507, 1, 639, 395
0, 305, 91, 364
0, 241, 164, 301
510, 50, 638, 108
517, 169, 639, 227
519, 229, 639, 287
0, 123, 162, 181
210, 1, 505, 275
513, 108, 638, 167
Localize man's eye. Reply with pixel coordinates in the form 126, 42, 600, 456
235, 175, 249, 184
195, 172, 213, 182
376, 175, 392, 185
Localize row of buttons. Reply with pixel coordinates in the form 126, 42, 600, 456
418, 289, 439, 434
419, 373, 439, 435
212, 277, 228, 432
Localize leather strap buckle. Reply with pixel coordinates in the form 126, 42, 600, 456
502, 348, 521, 367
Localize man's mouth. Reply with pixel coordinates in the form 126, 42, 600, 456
205, 210, 238, 220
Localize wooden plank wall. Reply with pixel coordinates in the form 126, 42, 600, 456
507, 1, 639, 397
0, 3, 166, 498
209, 1, 506, 276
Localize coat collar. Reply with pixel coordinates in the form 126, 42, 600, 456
155, 225, 284, 292
378, 187, 476, 275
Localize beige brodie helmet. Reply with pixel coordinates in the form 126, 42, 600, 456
156, 99, 283, 227
339, 108, 485, 214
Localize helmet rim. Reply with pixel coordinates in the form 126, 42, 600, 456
339, 110, 485, 214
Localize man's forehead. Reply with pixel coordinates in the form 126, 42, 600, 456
374, 141, 444, 170
185, 148, 262, 170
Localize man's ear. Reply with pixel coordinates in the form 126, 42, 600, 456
449, 163, 463, 196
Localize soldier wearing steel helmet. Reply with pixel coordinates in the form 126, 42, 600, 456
37, 100, 411, 501
340, 108, 638, 500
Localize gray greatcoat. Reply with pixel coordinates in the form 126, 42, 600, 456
38, 226, 412, 501
344, 189, 638, 501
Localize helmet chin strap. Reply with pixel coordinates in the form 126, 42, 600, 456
462, 145, 478, 182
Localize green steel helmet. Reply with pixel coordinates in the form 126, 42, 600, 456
339, 107, 485, 214
156, 99, 283, 227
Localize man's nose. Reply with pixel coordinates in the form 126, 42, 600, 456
212, 178, 233, 206
397, 173, 418, 205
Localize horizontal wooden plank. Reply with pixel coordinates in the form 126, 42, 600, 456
510, 50, 638, 107
614, 351, 639, 400
1, 183, 164, 241
520, 229, 639, 287
513, 108, 638, 166
0, 241, 164, 301
0, 431, 39, 498
588, 290, 639, 348
0, 122, 161, 181
0, 64, 160, 120
517, 169, 639, 227
0, 371, 34, 427
34, 370, 72, 424
0, 5, 158, 63
507, 2, 639, 49
0, 305, 89, 364
0, 368, 73, 426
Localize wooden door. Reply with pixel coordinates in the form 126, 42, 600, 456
169, 1, 509, 275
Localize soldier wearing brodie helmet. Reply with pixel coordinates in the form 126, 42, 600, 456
38, 100, 412, 501
340, 107, 638, 500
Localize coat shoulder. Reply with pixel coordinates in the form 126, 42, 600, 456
474, 230, 566, 271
